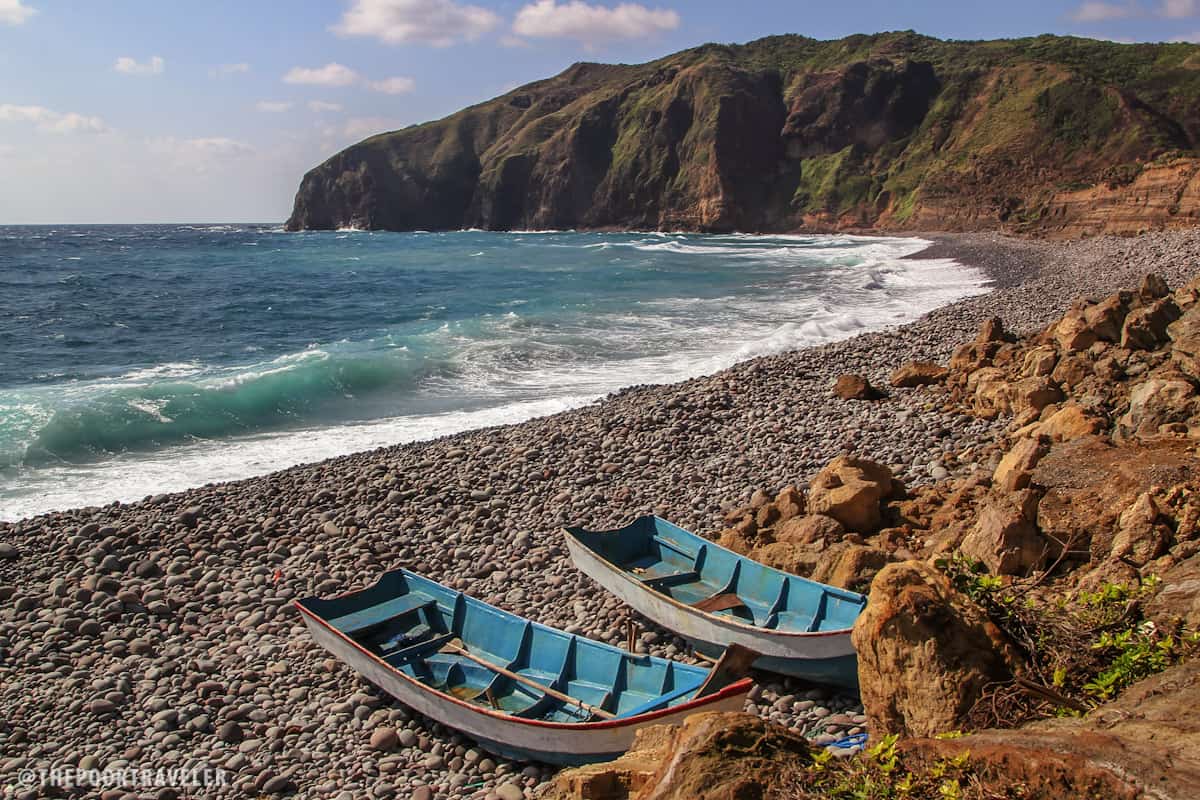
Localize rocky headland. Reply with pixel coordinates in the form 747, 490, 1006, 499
2, 229, 1199, 799
285, 33, 1200, 238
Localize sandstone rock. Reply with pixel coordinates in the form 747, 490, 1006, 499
1055, 307, 1098, 352
960, 490, 1047, 575
833, 373, 884, 400
753, 541, 821, 576
774, 514, 844, 546
1118, 378, 1199, 439
1146, 555, 1200, 629
993, 436, 1049, 493
1175, 276, 1200, 311
772, 486, 805, 523
807, 456, 895, 534
1111, 492, 1171, 566
1121, 297, 1181, 350
541, 712, 807, 800
1139, 272, 1171, 303
852, 561, 1019, 738
890, 361, 949, 388
1021, 346, 1058, 377
968, 367, 1013, 418
976, 317, 1010, 344
1031, 403, 1106, 442
1011, 376, 1063, 415
949, 340, 1001, 372
1083, 293, 1130, 342
1168, 306, 1200, 380
810, 544, 891, 592
1050, 353, 1093, 389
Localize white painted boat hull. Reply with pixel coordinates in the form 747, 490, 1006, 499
297, 607, 750, 765
564, 533, 859, 688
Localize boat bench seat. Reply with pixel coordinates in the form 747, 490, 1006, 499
613, 680, 702, 719
330, 594, 438, 635
637, 568, 699, 586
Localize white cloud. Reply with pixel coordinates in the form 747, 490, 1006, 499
333, 0, 501, 46
0, 104, 107, 134
211, 62, 250, 77
114, 55, 165, 76
1160, 0, 1198, 16
255, 101, 293, 113
513, 0, 680, 43
283, 63, 360, 87
307, 100, 343, 112
0, 0, 35, 25
151, 136, 254, 158
370, 76, 416, 95
1068, 1, 1139, 20
1171, 29, 1200, 39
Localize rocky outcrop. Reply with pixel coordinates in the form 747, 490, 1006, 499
539, 712, 808, 800
286, 34, 1200, 236
852, 561, 1021, 737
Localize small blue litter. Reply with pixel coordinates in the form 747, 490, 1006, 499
828, 732, 868, 749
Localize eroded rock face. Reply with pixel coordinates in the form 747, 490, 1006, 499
807, 456, 896, 534
852, 561, 1020, 738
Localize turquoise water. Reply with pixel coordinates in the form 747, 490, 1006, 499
0, 226, 987, 519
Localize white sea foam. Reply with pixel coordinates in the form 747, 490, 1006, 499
0, 233, 990, 521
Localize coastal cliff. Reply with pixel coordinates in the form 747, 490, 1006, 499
286, 32, 1200, 236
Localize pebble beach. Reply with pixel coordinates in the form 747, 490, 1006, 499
2, 229, 1199, 800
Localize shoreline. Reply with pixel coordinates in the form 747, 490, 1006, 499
2, 229, 1198, 798
0, 230, 990, 523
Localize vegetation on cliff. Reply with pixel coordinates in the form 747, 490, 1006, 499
287, 32, 1200, 236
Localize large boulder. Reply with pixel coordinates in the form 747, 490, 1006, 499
1029, 403, 1106, 442
773, 513, 844, 546
1169, 306, 1200, 380
890, 361, 949, 388
1117, 377, 1199, 439
852, 561, 1020, 738
807, 455, 896, 534
1121, 297, 1181, 350
1054, 306, 1098, 352
968, 367, 1013, 418
810, 543, 892, 592
1082, 293, 1130, 342
959, 489, 1048, 575
541, 712, 808, 800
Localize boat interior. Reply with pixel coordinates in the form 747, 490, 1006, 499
567, 516, 866, 632
299, 570, 711, 724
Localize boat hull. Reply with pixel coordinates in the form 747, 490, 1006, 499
564, 531, 860, 688
297, 604, 749, 765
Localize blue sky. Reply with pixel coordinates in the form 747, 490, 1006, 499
0, 0, 1196, 223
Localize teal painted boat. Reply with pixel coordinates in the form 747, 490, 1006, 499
563, 515, 867, 688
295, 568, 753, 765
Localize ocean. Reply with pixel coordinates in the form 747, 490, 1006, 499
0, 226, 989, 520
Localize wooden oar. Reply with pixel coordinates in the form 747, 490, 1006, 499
438, 637, 616, 720
692, 643, 759, 699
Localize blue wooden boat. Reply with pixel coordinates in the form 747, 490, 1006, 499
294, 568, 754, 765
563, 515, 867, 688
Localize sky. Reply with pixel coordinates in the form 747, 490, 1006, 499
0, 0, 1196, 224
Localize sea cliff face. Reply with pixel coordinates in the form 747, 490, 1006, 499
285, 33, 1200, 236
